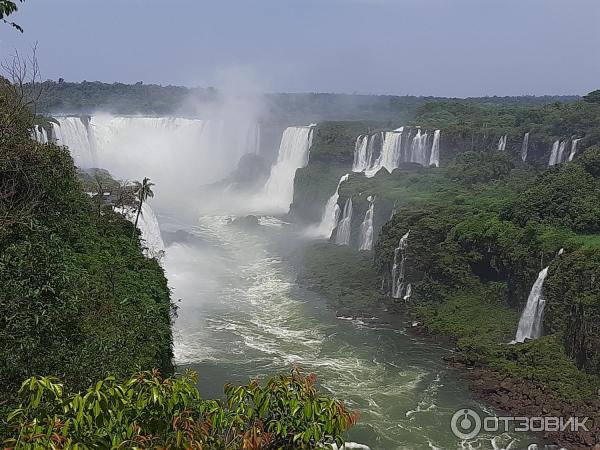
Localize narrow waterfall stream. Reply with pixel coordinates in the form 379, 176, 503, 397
514, 267, 550, 343
392, 231, 411, 300
497, 135, 507, 151
358, 200, 375, 251
521, 132, 530, 162
314, 173, 349, 238
335, 198, 353, 245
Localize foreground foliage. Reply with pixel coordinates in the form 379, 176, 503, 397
3, 369, 357, 450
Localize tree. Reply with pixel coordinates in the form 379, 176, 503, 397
583, 90, 600, 104
0, 0, 23, 32
133, 177, 154, 236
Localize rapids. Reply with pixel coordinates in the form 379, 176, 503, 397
163, 215, 544, 450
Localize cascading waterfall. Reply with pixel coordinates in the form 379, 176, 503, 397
31, 125, 48, 143
315, 173, 349, 238
514, 267, 549, 343
261, 125, 314, 212
52, 117, 97, 167
521, 132, 530, 162
118, 203, 165, 258
556, 140, 567, 164
497, 135, 508, 151
354, 127, 440, 177
352, 135, 372, 172
410, 129, 429, 166
403, 283, 412, 301
391, 230, 410, 300
136, 203, 166, 257
334, 197, 353, 246
358, 197, 375, 251
548, 140, 561, 166
429, 130, 440, 167
50, 116, 261, 184
373, 129, 404, 175
568, 138, 582, 161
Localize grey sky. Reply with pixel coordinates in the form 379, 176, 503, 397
1, 0, 599, 97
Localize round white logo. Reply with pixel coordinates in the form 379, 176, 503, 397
451, 408, 482, 440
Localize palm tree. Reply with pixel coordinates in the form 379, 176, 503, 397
132, 177, 154, 237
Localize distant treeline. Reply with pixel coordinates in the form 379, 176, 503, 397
36, 80, 580, 121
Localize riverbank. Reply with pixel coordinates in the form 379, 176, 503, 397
297, 241, 600, 449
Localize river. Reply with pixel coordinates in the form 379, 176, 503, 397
162, 214, 545, 450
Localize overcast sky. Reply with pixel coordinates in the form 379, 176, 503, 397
0, 0, 599, 97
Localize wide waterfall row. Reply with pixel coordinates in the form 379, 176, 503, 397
335, 198, 353, 245
391, 231, 411, 301
353, 127, 440, 177
514, 267, 549, 343
548, 138, 583, 166
358, 198, 374, 251
260, 125, 314, 213
50, 116, 261, 182
315, 173, 349, 238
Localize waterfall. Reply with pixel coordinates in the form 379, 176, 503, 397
548, 140, 561, 166
497, 135, 507, 151
261, 125, 314, 213
315, 173, 349, 238
358, 198, 375, 251
391, 230, 410, 299
354, 127, 441, 177
378, 129, 404, 174
352, 135, 371, 172
556, 140, 567, 164
429, 130, 440, 167
514, 267, 549, 343
52, 117, 97, 167
137, 203, 166, 257
568, 138, 582, 162
118, 203, 165, 258
334, 198, 353, 246
403, 283, 412, 301
410, 129, 429, 166
31, 125, 48, 143
521, 132, 530, 162
51, 114, 264, 215
363, 131, 394, 177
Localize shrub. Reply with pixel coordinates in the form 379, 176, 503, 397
3, 369, 357, 449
